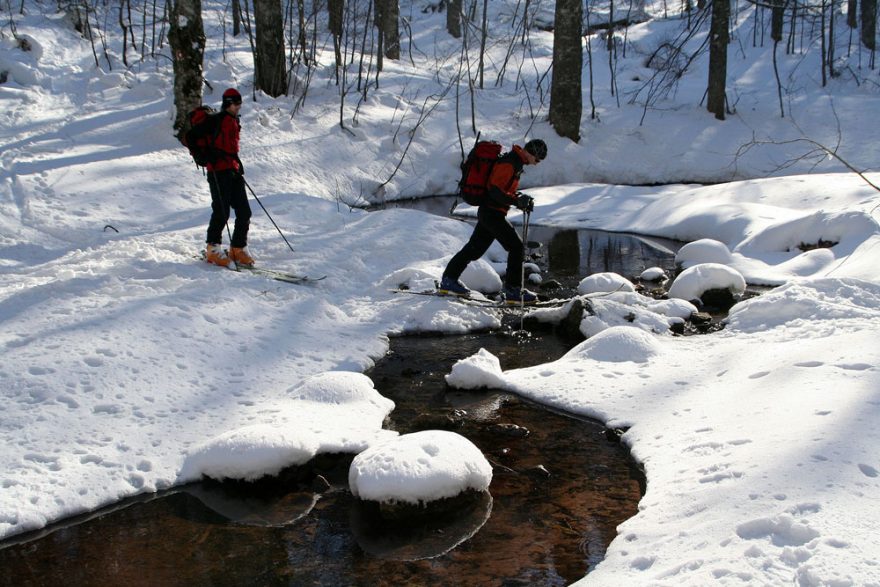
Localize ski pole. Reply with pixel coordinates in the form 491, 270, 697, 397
242, 177, 296, 254
520, 208, 531, 314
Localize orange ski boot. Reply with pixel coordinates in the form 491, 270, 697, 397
205, 244, 232, 268
228, 246, 255, 267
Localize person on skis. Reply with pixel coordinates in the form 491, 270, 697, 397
439, 139, 548, 303
204, 88, 254, 268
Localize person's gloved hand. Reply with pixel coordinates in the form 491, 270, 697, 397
516, 193, 534, 212
236, 156, 244, 176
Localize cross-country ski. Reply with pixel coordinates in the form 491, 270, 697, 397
389, 287, 568, 307
198, 253, 325, 284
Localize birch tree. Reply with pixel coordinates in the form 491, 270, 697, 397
169, 0, 205, 131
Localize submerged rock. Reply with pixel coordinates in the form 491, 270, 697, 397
350, 490, 493, 560
413, 408, 467, 431
486, 423, 530, 438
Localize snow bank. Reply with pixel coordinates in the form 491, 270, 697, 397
503, 277, 880, 585
179, 371, 396, 482
179, 425, 321, 482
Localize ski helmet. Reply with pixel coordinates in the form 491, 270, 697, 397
524, 139, 547, 161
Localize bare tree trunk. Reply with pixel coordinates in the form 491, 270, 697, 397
586, 5, 597, 120
707, 0, 729, 120
232, 0, 241, 36
772, 37, 784, 117
447, 0, 461, 38
827, 0, 836, 79
151, 0, 162, 56
296, 0, 308, 64
375, 0, 385, 71
254, 0, 288, 96
847, 0, 857, 28
329, 0, 343, 67
771, 0, 784, 41
821, 0, 827, 85
478, 0, 487, 88
549, 0, 583, 141
119, 0, 130, 67
861, 0, 877, 53
169, 0, 205, 131
383, 0, 399, 59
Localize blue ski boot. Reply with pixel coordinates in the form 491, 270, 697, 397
438, 276, 472, 297
502, 285, 538, 304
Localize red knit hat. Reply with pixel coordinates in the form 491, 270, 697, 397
222, 88, 242, 106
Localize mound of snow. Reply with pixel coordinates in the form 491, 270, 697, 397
289, 371, 394, 411
459, 259, 504, 293
565, 326, 663, 363
735, 210, 879, 254
579, 296, 678, 338
726, 278, 880, 332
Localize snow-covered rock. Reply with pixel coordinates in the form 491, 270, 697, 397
577, 272, 636, 295
348, 430, 492, 504
667, 263, 746, 303
674, 238, 733, 268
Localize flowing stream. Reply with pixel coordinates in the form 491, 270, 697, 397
0, 198, 684, 585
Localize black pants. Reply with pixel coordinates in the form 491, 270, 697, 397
206, 170, 251, 248
443, 206, 523, 287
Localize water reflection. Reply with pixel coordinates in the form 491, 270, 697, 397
351, 492, 493, 561
181, 483, 318, 527
538, 226, 680, 282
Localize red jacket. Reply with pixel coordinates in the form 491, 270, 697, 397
485, 145, 528, 214
206, 112, 241, 173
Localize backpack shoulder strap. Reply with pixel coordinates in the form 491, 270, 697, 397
494, 150, 522, 192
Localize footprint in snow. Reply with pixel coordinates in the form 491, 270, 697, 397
857, 463, 878, 478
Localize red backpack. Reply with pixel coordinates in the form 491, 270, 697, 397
177, 106, 224, 167
458, 140, 502, 206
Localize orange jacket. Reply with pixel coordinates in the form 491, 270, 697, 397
485, 145, 529, 214
206, 112, 241, 173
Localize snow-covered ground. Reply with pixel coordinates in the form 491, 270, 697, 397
1, 0, 879, 584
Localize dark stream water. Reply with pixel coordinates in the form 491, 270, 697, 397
0, 198, 683, 586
